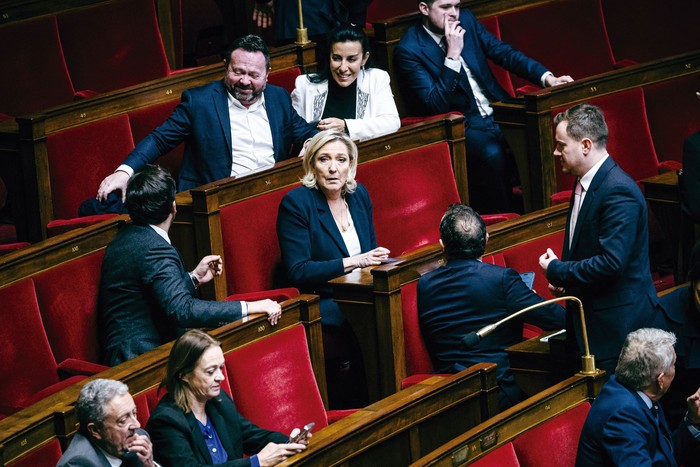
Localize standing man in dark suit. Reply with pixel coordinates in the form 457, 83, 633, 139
417, 204, 565, 409
96, 34, 316, 199
576, 328, 700, 466
57, 379, 156, 466
539, 103, 662, 374
394, 0, 572, 214
99, 165, 281, 366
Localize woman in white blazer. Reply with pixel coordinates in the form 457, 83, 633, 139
291, 25, 400, 142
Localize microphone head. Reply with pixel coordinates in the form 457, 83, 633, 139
461, 331, 481, 349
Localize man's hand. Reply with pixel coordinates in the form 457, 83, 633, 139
257, 440, 308, 467
252, 0, 274, 28
548, 283, 566, 297
317, 118, 346, 133
443, 16, 465, 59
97, 171, 130, 202
686, 387, 700, 425
539, 248, 558, 274
192, 255, 223, 285
127, 432, 155, 467
248, 299, 282, 325
545, 74, 574, 87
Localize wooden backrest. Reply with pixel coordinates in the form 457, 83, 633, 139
0, 294, 323, 466
411, 372, 604, 466
280, 364, 499, 466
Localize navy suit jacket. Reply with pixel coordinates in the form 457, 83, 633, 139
123, 80, 317, 191
576, 375, 699, 466
146, 392, 287, 466
393, 8, 548, 120
99, 224, 243, 365
276, 184, 377, 296
417, 259, 564, 391
546, 157, 660, 361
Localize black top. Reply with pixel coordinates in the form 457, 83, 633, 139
322, 78, 357, 121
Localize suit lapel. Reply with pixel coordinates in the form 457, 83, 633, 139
346, 190, 371, 251
186, 412, 214, 464
313, 189, 349, 256
415, 26, 447, 74
263, 88, 281, 160
213, 81, 233, 164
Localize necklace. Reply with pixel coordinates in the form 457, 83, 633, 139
330, 198, 351, 232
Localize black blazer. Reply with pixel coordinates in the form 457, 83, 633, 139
146, 392, 287, 466
99, 224, 243, 365
276, 184, 377, 296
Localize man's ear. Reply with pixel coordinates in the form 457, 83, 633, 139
439, 238, 444, 250
657, 372, 666, 390
581, 138, 593, 154
418, 2, 430, 15
87, 422, 102, 440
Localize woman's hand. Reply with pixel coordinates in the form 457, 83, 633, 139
345, 247, 390, 270
317, 118, 346, 133
256, 441, 308, 466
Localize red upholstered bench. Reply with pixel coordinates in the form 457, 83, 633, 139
357, 141, 461, 255
56, 0, 172, 94
225, 324, 354, 433
7, 438, 63, 467
0, 15, 76, 116
0, 279, 86, 416
474, 402, 591, 466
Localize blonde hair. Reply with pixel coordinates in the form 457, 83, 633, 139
301, 130, 358, 195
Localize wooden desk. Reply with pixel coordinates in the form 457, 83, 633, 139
641, 171, 694, 282
506, 331, 569, 396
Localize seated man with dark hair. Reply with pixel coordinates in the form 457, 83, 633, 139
576, 328, 700, 466
417, 204, 565, 409
57, 379, 156, 466
99, 165, 281, 366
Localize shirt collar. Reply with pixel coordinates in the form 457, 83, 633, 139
579, 153, 609, 191
422, 25, 444, 46
149, 224, 171, 244
636, 390, 654, 410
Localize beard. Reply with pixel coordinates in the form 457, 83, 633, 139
226, 79, 265, 105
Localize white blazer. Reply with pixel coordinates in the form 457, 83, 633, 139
291, 68, 401, 142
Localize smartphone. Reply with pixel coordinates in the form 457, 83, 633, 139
520, 271, 535, 290
288, 422, 315, 443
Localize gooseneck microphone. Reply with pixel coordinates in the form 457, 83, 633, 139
460, 295, 599, 375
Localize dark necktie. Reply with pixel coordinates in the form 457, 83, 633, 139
652, 404, 674, 459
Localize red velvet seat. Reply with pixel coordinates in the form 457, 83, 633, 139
45, 114, 135, 236
0, 16, 75, 116
471, 442, 520, 467
268, 67, 302, 94
479, 15, 515, 98
644, 74, 700, 168
553, 88, 661, 198
33, 250, 109, 375
512, 402, 590, 466
601, 0, 700, 63
498, 0, 619, 91
56, 0, 172, 93
365, 2, 416, 23
219, 185, 297, 294
357, 142, 461, 255
225, 324, 349, 434
0, 241, 30, 256
8, 438, 63, 467
0, 279, 84, 416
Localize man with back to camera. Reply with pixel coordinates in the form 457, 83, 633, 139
538, 103, 663, 375
417, 203, 565, 409
394, 0, 573, 214
57, 379, 157, 466
96, 34, 317, 200
99, 165, 281, 366
576, 328, 700, 466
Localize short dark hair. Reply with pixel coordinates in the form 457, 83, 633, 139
164, 329, 221, 413
309, 24, 374, 84
439, 204, 486, 260
553, 103, 608, 149
76, 379, 129, 435
225, 34, 270, 70
125, 165, 176, 226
